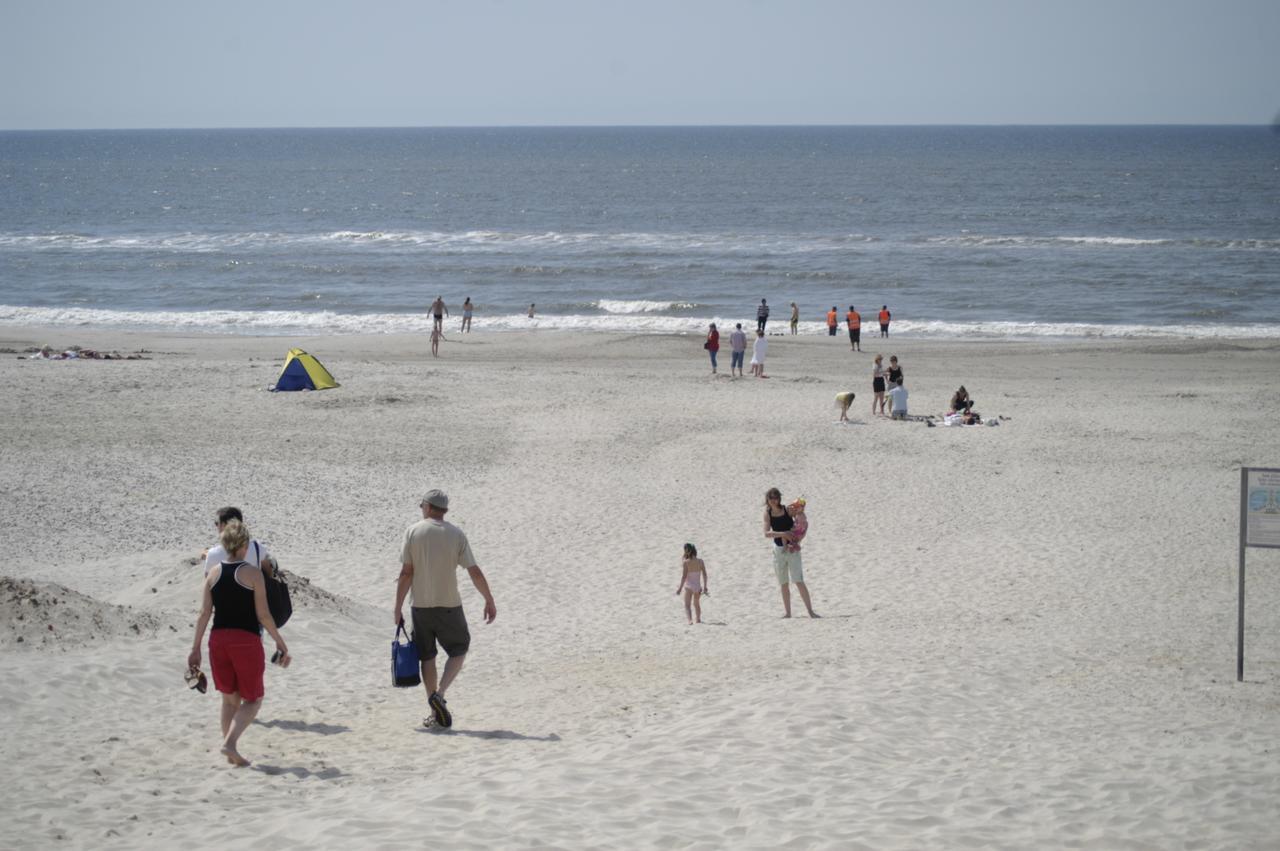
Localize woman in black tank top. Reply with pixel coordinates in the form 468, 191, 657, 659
188, 519, 291, 767
762, 487, 819, 619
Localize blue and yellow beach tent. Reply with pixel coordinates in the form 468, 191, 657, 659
272, 348, 339, 391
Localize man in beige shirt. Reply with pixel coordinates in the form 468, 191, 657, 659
394, 489, 496, 728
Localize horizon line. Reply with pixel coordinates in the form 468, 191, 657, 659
1, 121, 1275, 133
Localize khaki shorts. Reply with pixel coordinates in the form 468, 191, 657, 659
772, 547, 805, 585
411, 605, 470, 660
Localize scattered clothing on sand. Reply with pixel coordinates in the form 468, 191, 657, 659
23, 346, 149, 360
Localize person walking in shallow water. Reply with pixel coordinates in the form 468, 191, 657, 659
461, 297, 473, 332
763, 488, 818, 618
430, 296, 448, 333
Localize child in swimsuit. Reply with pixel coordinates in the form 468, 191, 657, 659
675, 543, 709, 625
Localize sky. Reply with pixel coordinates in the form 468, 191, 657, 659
2, 0, 1278, 129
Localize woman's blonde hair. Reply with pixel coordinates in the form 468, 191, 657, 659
219, 518, 251, 556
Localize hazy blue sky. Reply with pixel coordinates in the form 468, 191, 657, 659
3, 0, 1277, 129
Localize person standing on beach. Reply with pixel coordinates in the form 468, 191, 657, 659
430, 296, 448, 333
789, 302, 799, 335
750, 329, 769, 378
757, 299, 770, 333
675, 543, 709, 625
393, 489, 497, 729
729, 323, 748, 377
846, 306, 862, 352
763, 488, 818, 618
879, 305, 891, 338
430, 325, 443, 357
872, 354, 887, 416
204, 506, 274, 578
887, 355, 903, 387
188, 518, 290, 768
461, 297, 473, 333
705, 323, 720, 374
826, 306, 838, 337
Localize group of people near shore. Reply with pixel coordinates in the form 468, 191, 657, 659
704, 322, 771, 377
751, 300, 893, 341
424, 296, 476, 356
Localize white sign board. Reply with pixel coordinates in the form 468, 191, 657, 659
1245, 467, 1280, 549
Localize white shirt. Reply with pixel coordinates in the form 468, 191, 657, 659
887, 384, 908, 414
751, 336, 768, 363
205, 539, 271, 575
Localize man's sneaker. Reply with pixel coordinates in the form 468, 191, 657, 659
428, 692, 452, 728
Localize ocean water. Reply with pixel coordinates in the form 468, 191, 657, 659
1, 126, 1277, 338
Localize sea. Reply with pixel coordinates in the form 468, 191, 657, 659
1, 126, 1277, 339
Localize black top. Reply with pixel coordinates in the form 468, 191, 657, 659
888, 366, 903, 383
211, 561, 262, 635
769, 508, 793, 547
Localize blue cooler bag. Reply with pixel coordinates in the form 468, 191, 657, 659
392, 622, 421, 687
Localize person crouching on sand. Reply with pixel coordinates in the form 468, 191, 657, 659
676, 543, 709, 624
835, 391, 856, 423
188, 519, 290, 768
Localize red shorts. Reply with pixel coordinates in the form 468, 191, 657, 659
209, 629, 265, 701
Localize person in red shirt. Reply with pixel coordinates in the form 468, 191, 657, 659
879, 305, 891, 338
705, 322, 720, 374
846, 306, 862, 352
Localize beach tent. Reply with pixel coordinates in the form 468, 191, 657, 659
271, 348, 339, 391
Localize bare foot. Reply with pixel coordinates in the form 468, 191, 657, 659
808, 611, 821, 618
221, 745, 250, 767
695, 618, 702, 624
781, 613, 792, 619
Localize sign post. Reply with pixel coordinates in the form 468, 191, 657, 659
1238, 466, 1280, 681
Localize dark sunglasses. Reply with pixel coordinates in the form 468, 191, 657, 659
185, 667, 208, 694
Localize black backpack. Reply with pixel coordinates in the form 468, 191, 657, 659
255, 541, 293, 627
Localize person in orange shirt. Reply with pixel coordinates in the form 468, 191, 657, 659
846, 305, 862, 351
879, 305, 891, 338
826, 307, 838, 337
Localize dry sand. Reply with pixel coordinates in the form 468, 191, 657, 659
1, 325, 1279, 849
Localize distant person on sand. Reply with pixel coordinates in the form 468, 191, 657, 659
826, 306, 838, 337
887, 355, 904, 387
729, 323, 748, 377
789, 302, 799, 335
949, 386, 974, 415
879, 305, 891, 338
846, 305, 862, 351
763, 488, 818, 618
393, 489, 497, 729
461, 297, 473, 332
188, 518, 290, 768
204, 507, 274, 578
705, 323, 720, 374
675, 543, 709, 625
528, 304, 535, 319
757, 299, 770, 333
835, 391, 856, 423
430, 296, 448, 332
430, 326, 443, 357
750, 329, 769, 378
872, 354, 887, 416
887, 380, 909, 420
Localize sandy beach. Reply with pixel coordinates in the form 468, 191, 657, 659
2, 325, 1279, 849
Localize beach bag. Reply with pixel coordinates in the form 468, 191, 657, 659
255, 542, 293, 627
392, 622, 421, 687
